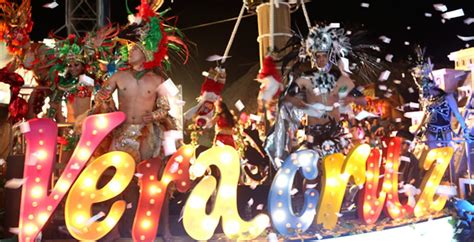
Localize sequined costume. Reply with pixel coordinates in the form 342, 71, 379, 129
425, 95, 452, 144
109, 123, 162, 162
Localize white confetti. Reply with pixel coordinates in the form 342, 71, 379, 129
315, 233, 323, 240
379, 70, 391, 81
409, 102, 420, 109
206, 55, 231, 62
346, 30, 352, 35
85, 212, 106, 227
457, 35, 474, 42
408, 87, 414, 93
267, 232, 278, 242
70, 163, 80, 170
306, 183, 318, 189
433, 4, 447, 12
291, 188, 299, 195
329, 22, 340, 28
127, 203, 133, 209
0, 159, 5, 166
382, 141, 387, 148
376, 58, 381, 63
393, 80, 401, 84
247, 198, 254, 207
234, 100, 245, 111
442, 9, 464, 19
400, 156, 411, 162
378, 85, 388, 91
348, 203, 356, 211
5, 178, 25, 189
379, 35, 391, 44
465, 18, 474, 25
395, 118, 402, 123
19, 122, 31, 133
385, 54, 394, 62
216, 140, 225, 147
401, 73, 406, 78
335, 212, 343, 217
134, 173, 143, 178
424, 12, 432, 17
406, 26, 411, 30
360, 2, 370, 8
249, 114, 261, 123
404, 41, 410, 46
169, 162, 179, 173
441, 19, 446, 24
436, 185, 457, 197
256, 204, 264, 210
9, 227, 19, 234
379, 174, 385, 178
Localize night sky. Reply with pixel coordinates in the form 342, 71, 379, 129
28, 0, 474, 106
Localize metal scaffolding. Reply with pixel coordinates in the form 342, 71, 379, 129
54, 0, 110, 36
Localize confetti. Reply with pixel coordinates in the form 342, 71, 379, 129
256, 204, 264, 210
43, 1, 59, 9
216, 140, 225, 147
393, 80, 401, 84
5, 178, 25, 189
409, 102, 420, 109
379, 70, 391, 81
347, 203, 356, 211
400, 156, 411, 162
404, 41, 410, 46
0, 159, 5, 166
85, 212, 106, 227
360, 2, 370, 8
291, 188, 299, 195
249, 114, 261, 123
169, 162, 179, 173
406, 26, 412, 30
267, 232, 278, 242
436, 185, 457, 197
127, 203, 133, 209
424, 12, 432, 17
329, 22, 340, 28
234, 100, 245, 111
457, 35, 474, 42
378, 85, 388, 91
385, 54, 394, 62
315, 233, 323, 240
305, 183, 317, 189
70, 163, 80, 170
442, 9, 464, 19
355, 110, 378, 121
134, 173, 143, 178
408, 87, 414, 93
247, 198, 254, 207
335, 212, 343, 217
395, 118, 402, 123
9, 227, 19, 234
433, 4, 447, 12
379, 35, 391, 44
206, 55, 231, 62
465, 18, 474, 25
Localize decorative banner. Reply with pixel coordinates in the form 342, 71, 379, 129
316, 144, 370, 229
183, 145, 270, 240
19, 112, 125, 242
65, 151, 135, 240
268, 150, 319, 236
358, 148, 385, 224
132, 145, 194, 242
414, 147, 453, 217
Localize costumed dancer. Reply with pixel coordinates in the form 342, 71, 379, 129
256, 53, 283, 127
92, 0, 188, 240
184, 66, 226, 145
212, 100, 237, 148
265, 24, 369, 168
411, 47, 471, 183
0, 0, 33, 123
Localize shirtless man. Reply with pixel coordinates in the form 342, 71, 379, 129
94, 43, 174, 240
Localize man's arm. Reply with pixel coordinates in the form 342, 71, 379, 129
95, 74, 118, 101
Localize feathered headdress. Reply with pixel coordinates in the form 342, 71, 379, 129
411, 45, 436, 93
305, 25, 351, 66
118, 0, 189, 70
0, 0, 33, 56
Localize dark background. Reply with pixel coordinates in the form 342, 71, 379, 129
28, 0, 474, 106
